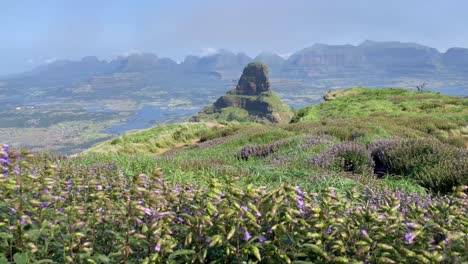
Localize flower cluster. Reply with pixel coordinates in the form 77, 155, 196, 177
0, 148, 466, 263
239, 139, 289, 161
0, 144, 10, 177
310, 142, 374, 174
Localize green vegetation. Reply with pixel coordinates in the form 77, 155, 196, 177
1, 87, 467, 263
83, 88, 467, 194
0, 149, 466, 263
194, 91, 294, 123
193, 62, 294, 123
85, 123, 211, 155
292, 87, 468, 147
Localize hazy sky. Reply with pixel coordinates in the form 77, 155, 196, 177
1, 0, 468, 75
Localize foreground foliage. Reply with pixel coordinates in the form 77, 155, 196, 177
1, 146, 467, 263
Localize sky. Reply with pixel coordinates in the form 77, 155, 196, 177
1, 0, 468, 75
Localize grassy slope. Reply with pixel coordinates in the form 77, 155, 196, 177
292, 87, 468, 147
84, 123, 212, 155
195, 91, 294, 123
79, 88, 467, 193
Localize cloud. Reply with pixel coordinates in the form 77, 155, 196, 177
27, 59, 35, 65
200, 47, 218, 56
120, 49, 142, 56
44, 57, 58, 64
279, 53, 292, 59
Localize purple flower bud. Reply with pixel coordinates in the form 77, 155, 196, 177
259, 237, 267, 243
361, 229, 368, 236
404, 232, 415, 244
143, 208, 152, 216
155, 244, 161, 252
243, 230, 252, 241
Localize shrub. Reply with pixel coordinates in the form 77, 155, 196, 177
369, 139, 468, 193
199, 126, 241, 142
239, 139, 289, 161
310, 142, 374, 174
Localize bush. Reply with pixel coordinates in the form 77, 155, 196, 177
199, 126, 241, 142
369, 139, 468, 193
239, 139, 289, 161
310, 142, 374, 174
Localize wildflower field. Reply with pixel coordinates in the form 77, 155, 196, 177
0, 145, 467, 263
1, 88, 467, 263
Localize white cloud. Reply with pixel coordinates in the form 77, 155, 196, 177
27, 59, 35, 65
200, 47, 218, 56
120, 49, 142, 56
279, 53, 292, 59
44, 57, 58, 64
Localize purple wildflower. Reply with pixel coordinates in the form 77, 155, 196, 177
361, 229, 368, 236
143, 208, 152, 216
155, 244, 161, 252
404, 232, 416, 244
296, 198, 305, 209
243, 230, 252, 241
259, 237, 267, 243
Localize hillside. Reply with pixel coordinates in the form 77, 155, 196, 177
192, 62, 293, 123
293, 87, 468, 147
86, 87, 467, 192
2, 87, 467, 263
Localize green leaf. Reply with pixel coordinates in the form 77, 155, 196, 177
13, 253, 28, 264
167, 249, 196, 262
0, 233, 13, 239
251, 246, 261, 261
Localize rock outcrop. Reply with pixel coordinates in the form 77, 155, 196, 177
192, 62, 293, 123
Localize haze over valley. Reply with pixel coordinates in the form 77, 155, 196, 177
1, 40, 468, 153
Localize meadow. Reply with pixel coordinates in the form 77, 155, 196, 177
1, 88, 467, 263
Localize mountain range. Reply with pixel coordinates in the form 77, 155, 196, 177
1, 40, 468, 100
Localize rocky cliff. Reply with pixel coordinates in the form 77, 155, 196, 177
192, 62, 293, 123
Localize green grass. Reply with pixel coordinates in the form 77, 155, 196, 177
194, 91, 294, 123
76, 87, 467, 194
292, 87, 468, 147
84, 122, 211, 155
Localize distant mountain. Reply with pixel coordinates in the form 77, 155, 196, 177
254, 52, 285, 70
281, 40, 447, 78
442, 47, 468, 71
2, 40, 468, 100
180, 50, 252, 78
